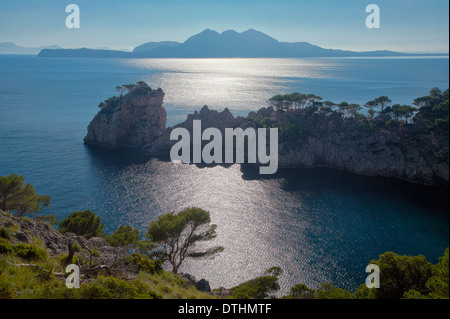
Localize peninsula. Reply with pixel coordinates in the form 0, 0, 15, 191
84, 83, 449, 186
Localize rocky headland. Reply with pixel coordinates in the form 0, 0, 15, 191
85, 83, 449, 186
84, 82, 167, 148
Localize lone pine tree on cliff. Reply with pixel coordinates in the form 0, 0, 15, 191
144, 207, 224, 274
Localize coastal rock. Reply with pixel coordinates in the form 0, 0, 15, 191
0, 211, 125, 266
84, 89, 167, 148
143, 104, 448, 186
272, 109, 449, 186
181, 273, 212, 292
142, 105, 241, 156
84, 86, 448, 186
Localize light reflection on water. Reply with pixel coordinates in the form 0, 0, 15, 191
121, 58, 342, 114
0, 55, 448, 295
84, 148, 449, 294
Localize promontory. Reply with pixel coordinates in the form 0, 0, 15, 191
84, 83, 449, 186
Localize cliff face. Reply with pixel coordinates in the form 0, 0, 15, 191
142, 105, 240, 156
143, 105, 448, 186
84, 89, 167, 148
85, 86, 448, 186
273, 111, 448, 186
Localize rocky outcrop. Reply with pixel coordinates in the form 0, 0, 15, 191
84, 86, 448, 186
0, 211, 212, 288
84, 89, 167, 148
142, 105, 448, 186
0, 211, 125, 266
273, 111, 449, 186
142, 105, 241, 156
181, 273, 212, 293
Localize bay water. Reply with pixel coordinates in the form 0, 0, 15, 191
0, 55, 448, 293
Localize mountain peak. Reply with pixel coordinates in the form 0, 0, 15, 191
240, 29, 278, 43
199, 28, 220, 35
221, 30, 239, 36
185, 29, 221, 44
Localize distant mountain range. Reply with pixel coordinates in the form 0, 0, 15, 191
36, 29, 446, 58
0, 42, 62, 54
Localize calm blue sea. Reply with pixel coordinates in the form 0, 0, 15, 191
0, 55, 448, 294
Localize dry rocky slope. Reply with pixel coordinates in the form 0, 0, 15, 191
0, 211, 124, 265
0, 211, 212, 292
85, 87, 449, 186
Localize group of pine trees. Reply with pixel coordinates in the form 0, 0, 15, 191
269, 87, 448, 124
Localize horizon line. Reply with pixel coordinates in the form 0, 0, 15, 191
2, 27, 449, 55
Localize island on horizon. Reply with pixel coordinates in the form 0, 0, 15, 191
36, 28, 448, 59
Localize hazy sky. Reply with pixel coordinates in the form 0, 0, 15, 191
0, 0, 448, 53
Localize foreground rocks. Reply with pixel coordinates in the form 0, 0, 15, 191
181, 273, 212, 293
0, 211, 125, 267
0, 211, 212, 288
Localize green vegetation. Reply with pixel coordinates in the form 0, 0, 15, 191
127, 252, 162, 274
145, 207, 224, 274
1, 168, 448, 300
0, 213, 217, 299
0, 206, 448, 299
282, 248, 449, 300
269, 93, 323, 111
267, 88, 448, 127
99, 81, 163, 109
0, 237, 48, 261
105, 225, 140, 248
0, 226, 11, 240
0, 174, 50, 217
228, 267, 283, 299
262, 88, 449, 170
58, 210, 104, 239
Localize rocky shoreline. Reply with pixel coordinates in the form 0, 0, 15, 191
84, 85, 449, 187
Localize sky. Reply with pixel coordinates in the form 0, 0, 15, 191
0, 0, 448, 53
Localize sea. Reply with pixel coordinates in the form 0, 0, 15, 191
0, 55, 448, 294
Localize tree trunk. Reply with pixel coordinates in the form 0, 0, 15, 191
67, 240, 74, 265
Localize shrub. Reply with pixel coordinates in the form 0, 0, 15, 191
289, 284, 315, 299
105, 225, 140, 247
74, 276, 162, 299
230, 276, 280, 299
0, 226, 11, 240
59, 210, 104, 239
314, 283, 354, 299
13, 240, 48, 261
127, 253, 162, 274
0, 238, 14, 254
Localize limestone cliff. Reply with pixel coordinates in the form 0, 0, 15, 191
142, 105, 240, 156
85, 85, 448, 186
142, 104, 448, 186
84, 85, 167, 148
272, 110, 448, 186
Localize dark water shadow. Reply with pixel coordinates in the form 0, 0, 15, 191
84, 144, 449, 212
278, 166, 449, 212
